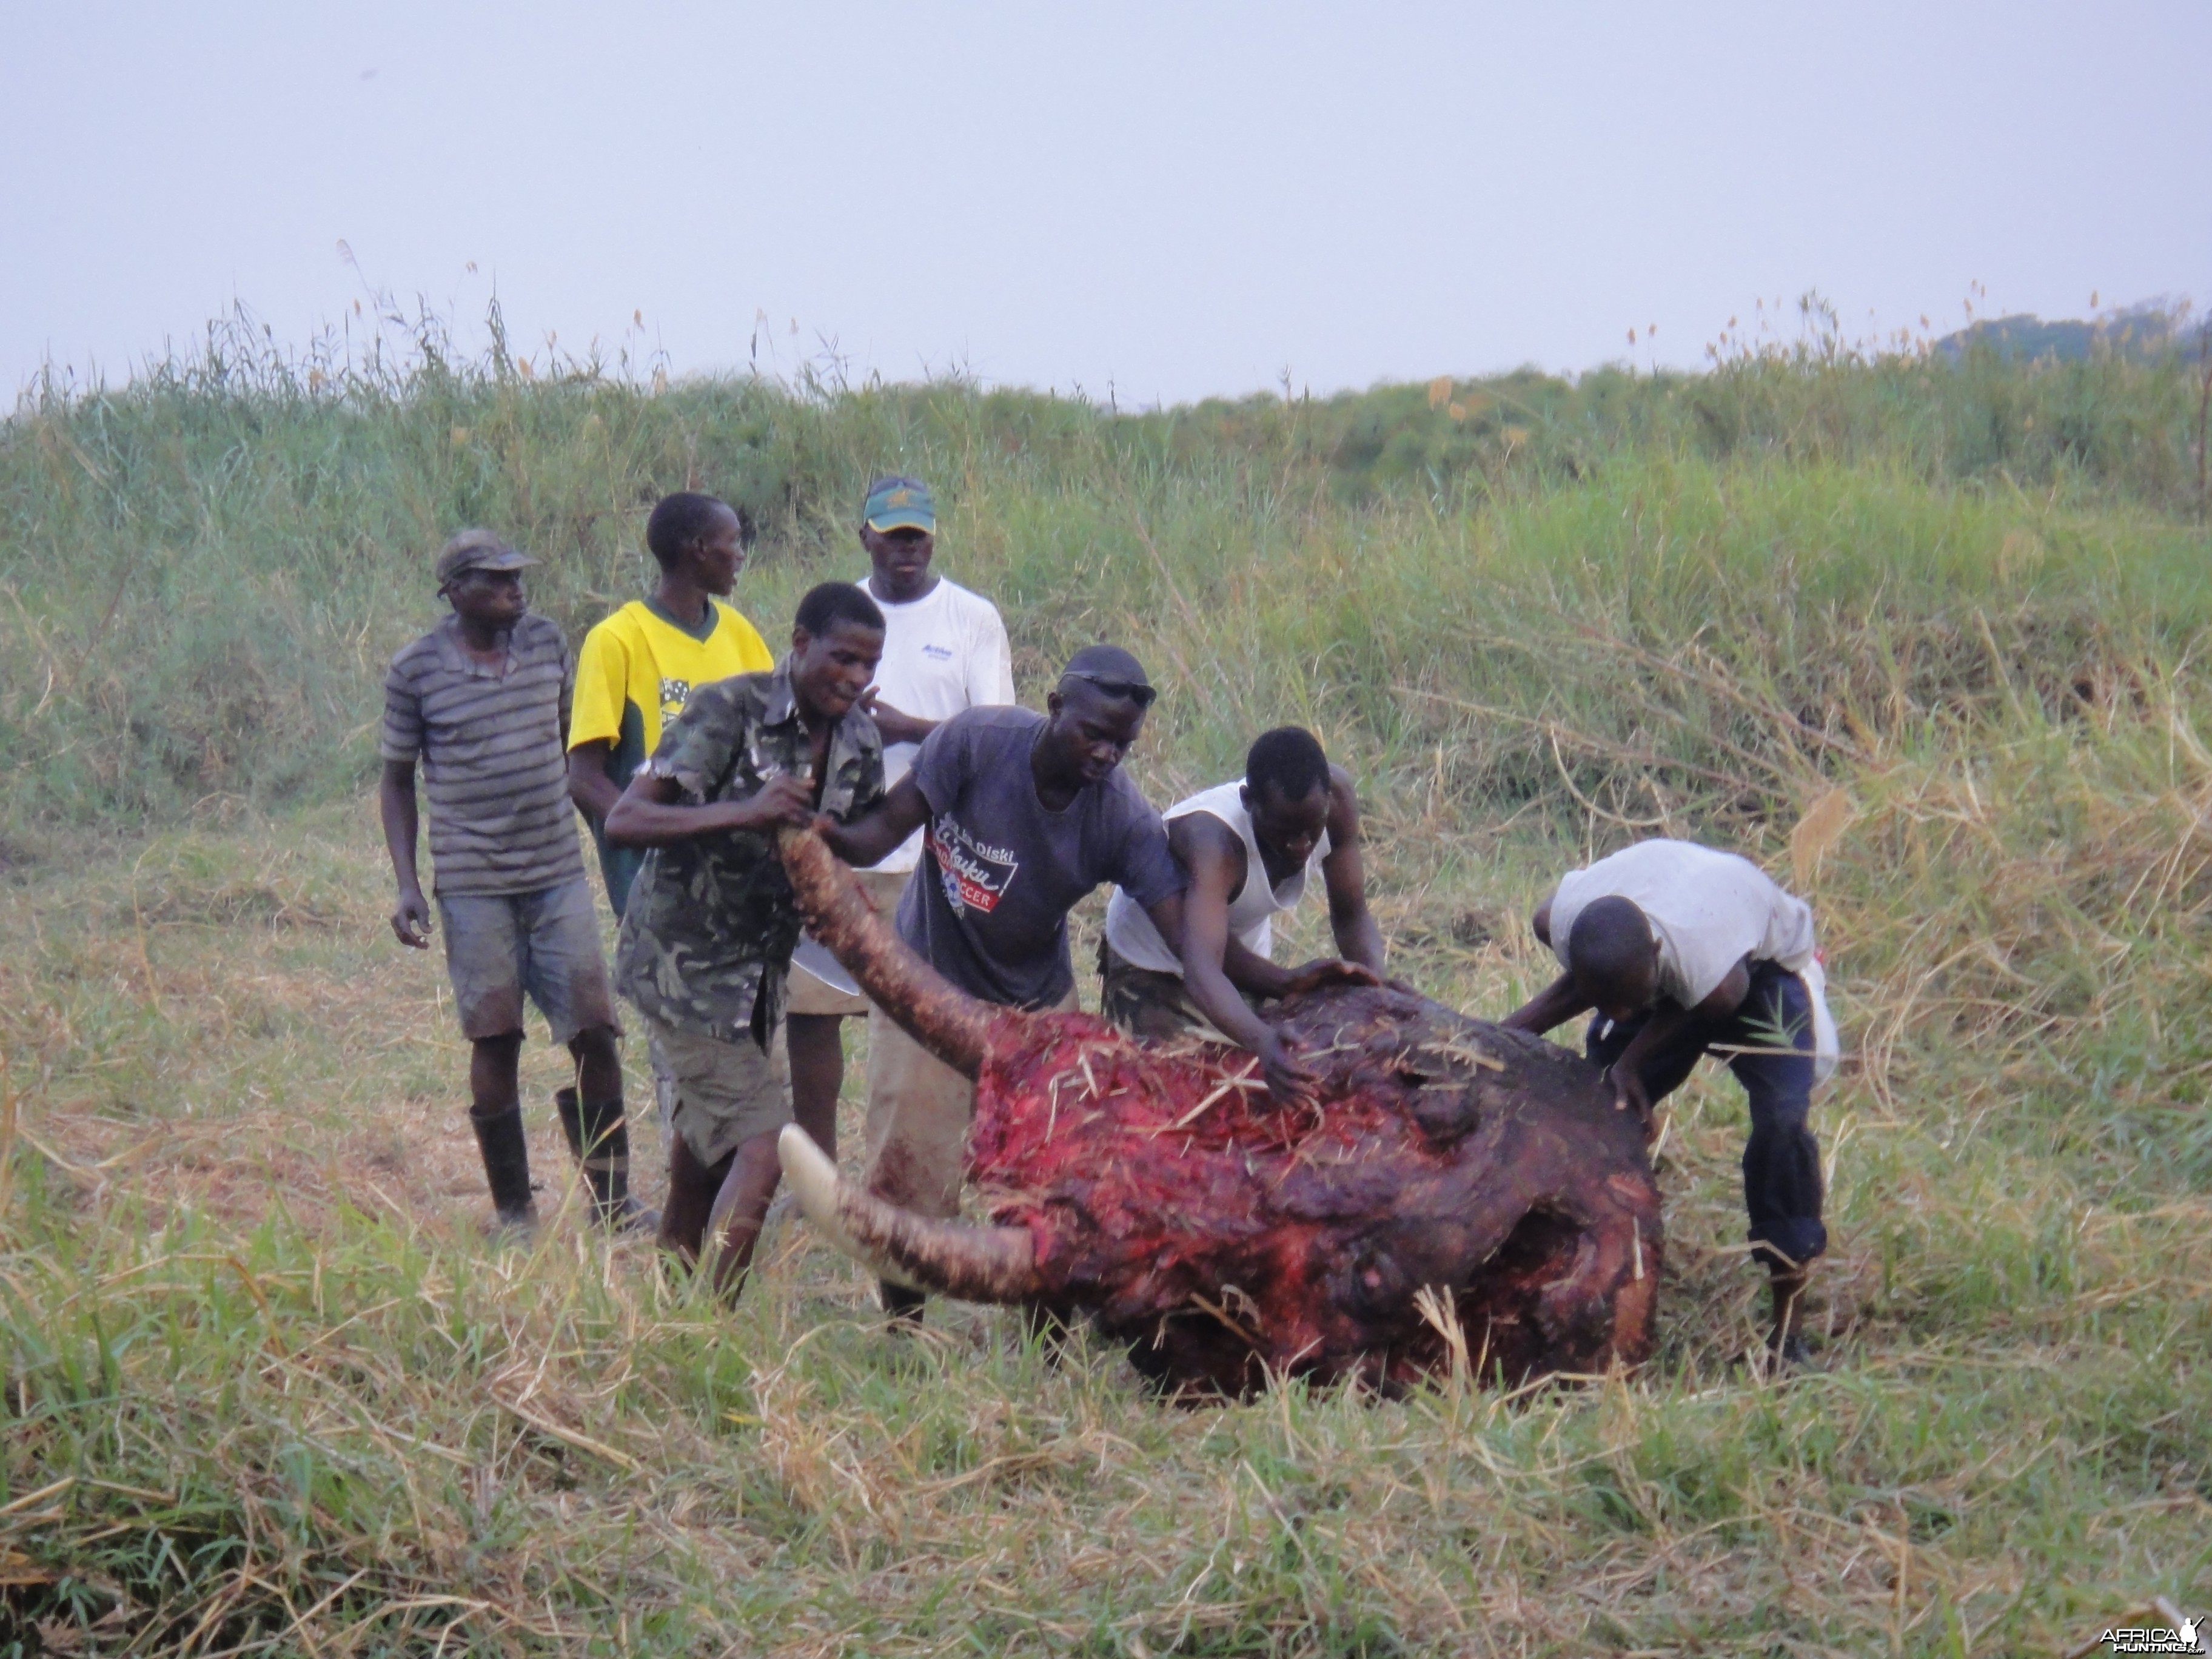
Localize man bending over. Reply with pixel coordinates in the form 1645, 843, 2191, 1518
1502, 837, 1839, 1364
1100, 725, 1384, 1101
822, 646, 1185, 1327
604, 583, 886, 1301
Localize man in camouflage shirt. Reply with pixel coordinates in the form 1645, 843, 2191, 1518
605, 582, 888, 1299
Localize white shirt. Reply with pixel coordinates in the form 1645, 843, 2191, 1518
1547, 838, 1838, 1082
1104, 780, 1330, 974
864, 575, 1016, 873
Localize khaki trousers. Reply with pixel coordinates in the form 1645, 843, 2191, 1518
862, 984, 1081, 1219
786, 869, 913, 1016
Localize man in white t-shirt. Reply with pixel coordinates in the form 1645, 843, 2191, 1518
1502, 837, 1839, 1366
782, 475, 1016, 1168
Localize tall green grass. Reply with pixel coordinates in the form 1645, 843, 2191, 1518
1, 318, 2209, 1653
2, 311, 2206, 824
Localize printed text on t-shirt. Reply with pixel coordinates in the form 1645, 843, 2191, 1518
928, 816, 1019, 914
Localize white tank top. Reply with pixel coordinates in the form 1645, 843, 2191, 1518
1103, 779, 1331, 975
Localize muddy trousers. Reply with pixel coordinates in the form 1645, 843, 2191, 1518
1585, 960, 1826, 1275
862, 985, 1082, 1220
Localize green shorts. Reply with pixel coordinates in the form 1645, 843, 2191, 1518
642, 1011, 793, 1167
1097, 937, 1247, 1043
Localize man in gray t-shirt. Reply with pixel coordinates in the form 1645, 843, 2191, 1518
380, 529, 634, 1237
825, 646, 1186, 1326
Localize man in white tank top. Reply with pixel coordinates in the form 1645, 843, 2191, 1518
1102, 726, 1386, 1103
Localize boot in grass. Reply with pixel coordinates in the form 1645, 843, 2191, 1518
469, 1101, 537, 1238
555, 1086, 657, 1233
1767, 1269, 1812, 1369
880, 1281, 926, 1332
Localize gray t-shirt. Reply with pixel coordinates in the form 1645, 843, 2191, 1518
899, 705, 1183, 1009
380, 613, 584, 897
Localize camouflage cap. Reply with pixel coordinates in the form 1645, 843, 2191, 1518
435, 529, 537, 586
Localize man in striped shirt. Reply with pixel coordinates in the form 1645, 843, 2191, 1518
379, 529, 637, 1236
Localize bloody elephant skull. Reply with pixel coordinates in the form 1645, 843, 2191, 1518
774, 828, 1661, 1398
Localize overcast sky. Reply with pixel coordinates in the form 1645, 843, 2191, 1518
5, 1, 2207, 407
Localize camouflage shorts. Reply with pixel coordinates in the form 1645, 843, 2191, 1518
1097, 937, 1247, 1043
642, 1011, 793, 1167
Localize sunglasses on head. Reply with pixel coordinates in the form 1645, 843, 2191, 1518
1063, 671, 1158, 709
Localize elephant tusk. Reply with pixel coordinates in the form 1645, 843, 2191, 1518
776, 826, 999, 1079
777, 1125, 1040, 1303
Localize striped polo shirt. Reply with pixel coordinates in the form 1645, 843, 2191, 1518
380, 612, 586, 896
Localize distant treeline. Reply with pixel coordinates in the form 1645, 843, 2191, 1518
1932, 302, 2209, 368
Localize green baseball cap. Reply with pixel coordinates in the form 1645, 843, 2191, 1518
862, 475, 935, 534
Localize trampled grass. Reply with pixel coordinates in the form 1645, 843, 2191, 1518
1, 334, 2209, 1654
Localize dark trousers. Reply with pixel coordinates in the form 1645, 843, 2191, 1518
1586, 960, 1826, 1275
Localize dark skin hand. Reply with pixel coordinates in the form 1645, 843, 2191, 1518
568, 501, 750, 822
857, 525, 939, 747
383, 567, 527, 947
1168, 766, 1386, 1104
822, 676, 1185, 998
603, 616, 885, 848
1501, 896, 1753, 1120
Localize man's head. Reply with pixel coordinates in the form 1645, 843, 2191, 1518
646, 492, 753, 594
1241, 726, 1332, 873
1042, 645, 1156, 788
789, 582, 886, 725
1566, 896, 1661, 1021
859, 475, 936, 603
435, 529, 535, 626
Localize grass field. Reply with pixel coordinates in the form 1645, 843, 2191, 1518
1, 327, 2210, 1655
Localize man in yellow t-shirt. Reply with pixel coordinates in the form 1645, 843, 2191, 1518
568, 492, 774, 918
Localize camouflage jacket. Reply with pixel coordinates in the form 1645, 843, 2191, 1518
614, 663, 885, 1047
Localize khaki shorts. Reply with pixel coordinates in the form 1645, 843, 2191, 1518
437, 878, 620, 1045
861, 983, 1079, 1221
1097, 937, 1242, 1043
785, 868, 913, 1017
643, 1011, 793, 1167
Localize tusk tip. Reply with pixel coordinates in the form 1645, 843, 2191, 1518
777, 1124, 838, 1222
775, 1122, 923, 1290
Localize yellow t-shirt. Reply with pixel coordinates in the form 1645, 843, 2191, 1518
568, 598, 775, 786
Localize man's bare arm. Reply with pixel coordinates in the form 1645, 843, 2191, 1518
379, 757, 432, 948
1501, 972, 1592, 1035
603, 769, 816, 847
567, 739, 623, 822
858, 691, 937, 749
1163, 819, 1321, 1104
1319, 770, 1386, 974
817, 772, 931, 868
1600, 958, 1753, 1118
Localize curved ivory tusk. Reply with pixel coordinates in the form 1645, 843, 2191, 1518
776, 1125, 1039, 1303
776, 826, 997, 1078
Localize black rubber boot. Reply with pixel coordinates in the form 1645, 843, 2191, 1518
555, 1087, 657, 1233
469, 1102, 537, 1236
880, 1281, 927, 1331
1767, 1270, 1812, 1370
